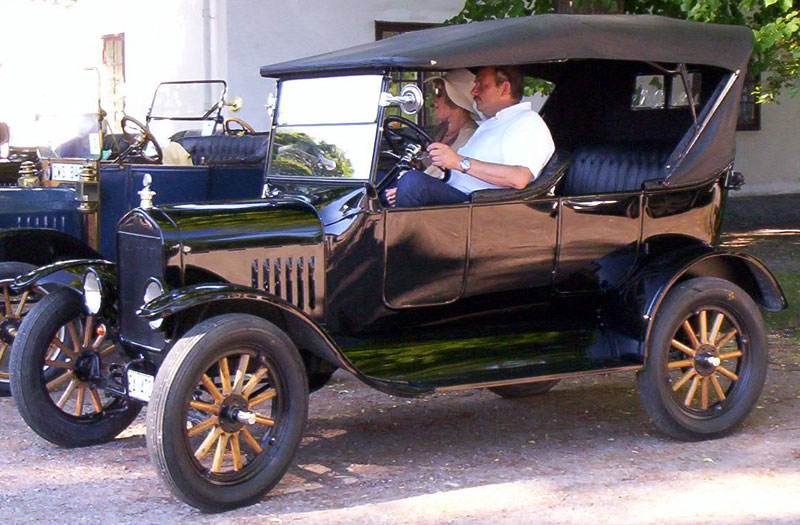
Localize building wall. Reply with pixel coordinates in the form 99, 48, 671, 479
223, 0, 465, 129
734, 92, 800, 196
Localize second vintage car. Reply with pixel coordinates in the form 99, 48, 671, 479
10, 14, 786, 511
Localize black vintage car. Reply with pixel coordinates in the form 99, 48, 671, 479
9, 14, 786, 511
0, 79, 267, 394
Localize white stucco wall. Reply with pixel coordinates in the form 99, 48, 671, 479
734, 93, 800, 196
223, 0, 465, 129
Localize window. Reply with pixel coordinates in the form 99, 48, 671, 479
632, 73, 701, 111
737, 72, 761, 131
374, 21, 437, 41
101, 33, 125, 131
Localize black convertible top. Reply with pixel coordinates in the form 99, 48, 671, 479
260, 15, 753, 77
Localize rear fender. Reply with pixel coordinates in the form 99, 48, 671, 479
138, 283, 421, 396
0, 228, 100, 267
11, 259, 116, 294
603, 247, 786, 358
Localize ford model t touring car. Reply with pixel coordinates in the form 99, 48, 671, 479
9, 14, 786, 511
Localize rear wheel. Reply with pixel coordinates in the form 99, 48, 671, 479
0, 262, 46, 396
489, 380, 560, 398
637, 277, 767, 441
10, 287, 141, 447
147, 314, 308, 512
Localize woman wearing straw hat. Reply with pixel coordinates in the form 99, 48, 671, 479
385, 68, 477, 205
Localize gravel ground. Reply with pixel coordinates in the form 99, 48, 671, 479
1, 230, 799, 524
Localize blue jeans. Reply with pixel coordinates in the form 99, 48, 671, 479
395, 170, 468, 207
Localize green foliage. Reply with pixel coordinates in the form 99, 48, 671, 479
447, 0, 800, 102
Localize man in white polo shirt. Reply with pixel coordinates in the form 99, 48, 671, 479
395, 65, 555, 207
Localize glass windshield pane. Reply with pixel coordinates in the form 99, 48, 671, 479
149, 81, 226, 119
277, 75, 383, 125
269, 124, 376, 179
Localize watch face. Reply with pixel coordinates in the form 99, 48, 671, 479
460, 158, 471, 171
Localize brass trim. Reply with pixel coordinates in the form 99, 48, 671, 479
434, 365, 645, 393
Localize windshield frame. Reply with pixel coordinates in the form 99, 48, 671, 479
264, 72, 389, 184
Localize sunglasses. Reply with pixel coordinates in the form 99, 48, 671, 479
433, 86, 444, 98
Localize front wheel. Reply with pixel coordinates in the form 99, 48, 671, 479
146, 314, 308, 512
9, 288, 142, 447
637, 277, 768, 441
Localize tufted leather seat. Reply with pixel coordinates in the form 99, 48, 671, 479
562, 144, 671, 196
172, 133, 269, 166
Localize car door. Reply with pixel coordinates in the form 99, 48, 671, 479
465, 198, 558, 302
383, 204, 470, 308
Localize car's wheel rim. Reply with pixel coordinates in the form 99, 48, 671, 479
184, 350, 282, 481
666, 307, 745, 414
0, 284, 46, 383
43, 314, 121, 417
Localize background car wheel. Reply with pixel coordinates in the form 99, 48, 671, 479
147, 314, 308, 512
9, 287, 141, 447
0, 262, 44, 396
637, 277, 768, 441
489, 380, 560, 398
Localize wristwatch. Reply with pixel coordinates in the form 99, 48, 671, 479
459, 157, 472, 173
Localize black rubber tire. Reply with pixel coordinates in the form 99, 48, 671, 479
489, 380, 560, 398
0, 261, 37, 396
147, 314, 308, 512
9, 287, 141, 447
636, 277, 768, 441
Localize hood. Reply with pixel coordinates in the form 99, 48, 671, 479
145, 198, 324, 255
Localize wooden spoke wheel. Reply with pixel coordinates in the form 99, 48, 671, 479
147, 314, 308, 512
637, 277, 767, 441
9, 288, 141, 447
0, 261, 45, 396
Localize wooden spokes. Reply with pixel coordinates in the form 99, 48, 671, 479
0, 283, 45, 382
667, 309, 743, 411
186, 353, 275, 474
44, 314, 117, 417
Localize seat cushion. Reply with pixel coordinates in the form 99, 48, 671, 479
173, 133, 269, 166
562, 144, 671, 196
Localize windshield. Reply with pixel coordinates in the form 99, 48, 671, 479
147, 80, 227, 144
267, 75, 383, 180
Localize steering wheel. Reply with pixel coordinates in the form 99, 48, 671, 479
383, 115, 433, 155
224, 117, 256, 135
118, 115, 163, 164
380, 116, 450, 189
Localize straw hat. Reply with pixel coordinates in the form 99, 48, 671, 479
425, 68, 476, 114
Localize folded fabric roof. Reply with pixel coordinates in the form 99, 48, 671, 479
260, 14, 753, 78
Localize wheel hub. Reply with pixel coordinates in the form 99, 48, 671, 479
218, 394, 249, 433
693, 345, 721, 377
72, 351, 99, 382
0, 318, 20, 344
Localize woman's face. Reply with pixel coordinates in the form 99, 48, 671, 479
432, 82, 454, 122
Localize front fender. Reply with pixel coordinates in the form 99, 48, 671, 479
137, 283, 426, 397
603, 246, 787, 358
11, 259, 116, 294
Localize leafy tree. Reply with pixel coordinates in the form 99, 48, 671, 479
447, 0, 800, 102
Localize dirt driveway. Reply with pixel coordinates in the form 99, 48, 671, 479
1, 229, 799, 524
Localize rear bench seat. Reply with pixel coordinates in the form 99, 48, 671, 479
172, 133, 269, 166
561, 144, 671, 196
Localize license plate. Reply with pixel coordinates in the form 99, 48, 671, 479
127, 370, 154, 402
50, 162, 83, 181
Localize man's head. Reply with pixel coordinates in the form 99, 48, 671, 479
471, 66, 524, 117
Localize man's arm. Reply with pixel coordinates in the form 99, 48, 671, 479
427, 142, 532, 190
